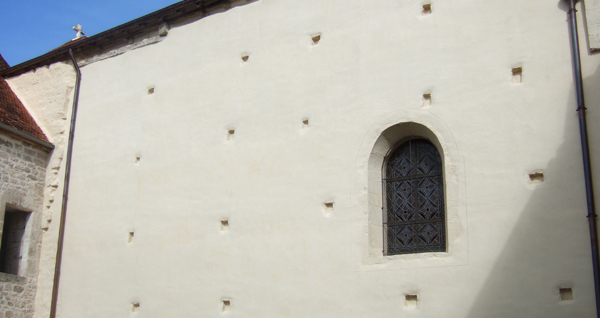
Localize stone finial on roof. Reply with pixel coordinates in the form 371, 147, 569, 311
72, 24, 86, 40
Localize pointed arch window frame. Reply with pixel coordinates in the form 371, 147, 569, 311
382, 137, 447, 255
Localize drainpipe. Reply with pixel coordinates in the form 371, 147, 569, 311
564, 0, 600, 316
49, 48, 81, 318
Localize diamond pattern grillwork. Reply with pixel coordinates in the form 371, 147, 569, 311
384, 139, 446, 254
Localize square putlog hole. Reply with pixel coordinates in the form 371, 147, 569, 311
132, 302, 140, 313
405, 294, 418, 308
227, 129, 235, 141
423, 4, 432, 15
222, 300, 231, 313
512, 67, 523, 84
560, 288, 573, 301
221, 219, 229, 232
312, 34, 321, 45
302, 119, 309, 128
324, 202, 334, 217
422, 93, 432, 108
529, 172, 544, 184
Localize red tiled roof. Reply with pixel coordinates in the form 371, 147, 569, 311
0, 76, 49, 142
0, 54, 9, 71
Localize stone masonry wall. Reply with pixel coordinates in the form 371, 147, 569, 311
0, 132, 50, 318
5, 63, 75, 318
0, 274, 36, 318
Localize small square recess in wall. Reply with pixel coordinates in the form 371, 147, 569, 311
405, 294, 418, 308
560, 288, 573, 301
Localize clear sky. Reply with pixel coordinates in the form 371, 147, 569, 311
0, 0, 180, 67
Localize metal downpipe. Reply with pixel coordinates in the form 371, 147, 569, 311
565, 0, 600, 316
49, 48, 81, 318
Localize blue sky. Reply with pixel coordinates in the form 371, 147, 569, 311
0, 0, 180, 66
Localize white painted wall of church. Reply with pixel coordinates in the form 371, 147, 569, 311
8, 0, 600, 317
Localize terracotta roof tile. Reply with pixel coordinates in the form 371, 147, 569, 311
0, 76, 49, 142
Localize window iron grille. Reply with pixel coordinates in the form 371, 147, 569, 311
383, 139, 446, 255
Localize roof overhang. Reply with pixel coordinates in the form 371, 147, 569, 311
0, 0, 234, 78
0, 122, 54, 151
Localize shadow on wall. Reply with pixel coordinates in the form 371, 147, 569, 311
465, 61, 600, 316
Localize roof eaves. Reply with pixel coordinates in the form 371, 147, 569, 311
0, 0, 230, 78
0, 122, 54, 151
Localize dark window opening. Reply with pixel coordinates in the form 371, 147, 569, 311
384, 138, 446, 255
0, 207, 30, 275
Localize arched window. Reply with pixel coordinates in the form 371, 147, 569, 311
384, 138, 446, 255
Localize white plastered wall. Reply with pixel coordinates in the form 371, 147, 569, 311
5, 0, 600, 317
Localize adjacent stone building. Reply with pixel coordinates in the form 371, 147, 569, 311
0, 56, 52, 318
2, 0, 600, 317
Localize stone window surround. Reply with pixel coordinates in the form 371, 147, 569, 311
354, 111, 468, 270
0, 191, 36, 278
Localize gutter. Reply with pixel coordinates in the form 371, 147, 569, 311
564, 1, 600, 316
0, 122, 54, 151
49, 48, 81, 318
